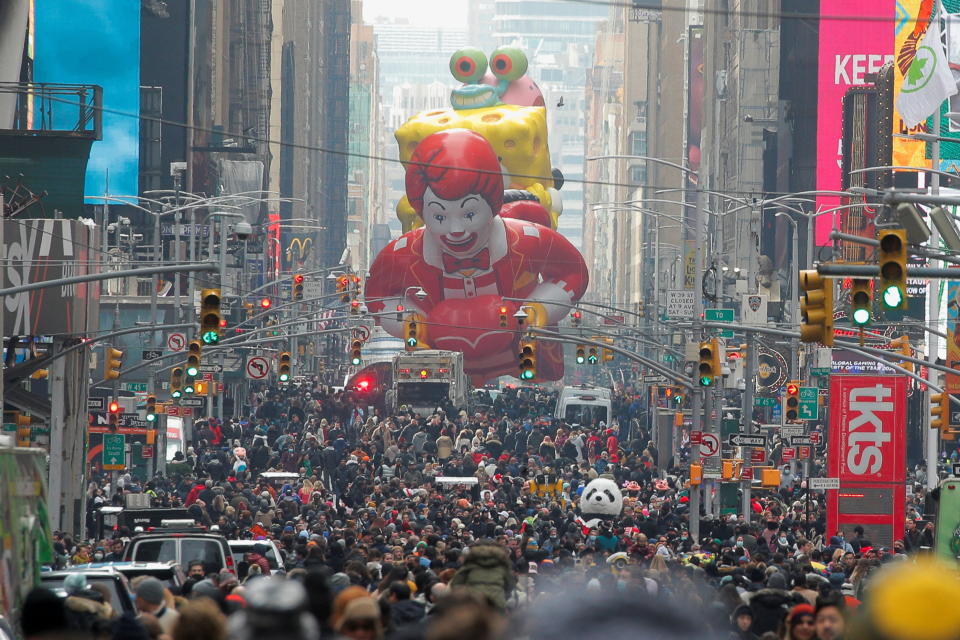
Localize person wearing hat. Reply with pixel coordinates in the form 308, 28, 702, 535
337, 596, 383, 640
729, 604, 758, 639
247, 543, 272, 576
135, 577, 179, 633
783, 603, 816, 640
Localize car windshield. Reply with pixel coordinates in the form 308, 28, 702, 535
41, 576, 126, 613
230, 544, 279, 569
131, 539, 177, 564
180, 540, 225, 571
564, 404, 608, 426
117, 567, 180, 590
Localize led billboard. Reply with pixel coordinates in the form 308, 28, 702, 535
33, 0, 140, 200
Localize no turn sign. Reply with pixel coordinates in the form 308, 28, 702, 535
699, 432, 720, 459
167, 332, 186, 352
246, 356, 270, 380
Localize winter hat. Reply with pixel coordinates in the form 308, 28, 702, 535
63, 573, 88, 595
767, 572, 787, 590
135, 577, 166, 605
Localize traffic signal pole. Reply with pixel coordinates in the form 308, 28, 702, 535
689, 188, 705, 542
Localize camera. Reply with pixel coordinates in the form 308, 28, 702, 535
234, 221, 253, 240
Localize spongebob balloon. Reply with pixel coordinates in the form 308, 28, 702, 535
394, 47, 564, 233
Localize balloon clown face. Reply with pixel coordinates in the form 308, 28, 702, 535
449, 47, 545, 110
407, 129, 503, 259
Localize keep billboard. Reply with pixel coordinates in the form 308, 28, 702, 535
815, 0, 893, 245
827, 375, 907, 548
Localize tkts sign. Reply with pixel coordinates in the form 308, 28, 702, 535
828, 375, 906, 483
827, 375, 907, 548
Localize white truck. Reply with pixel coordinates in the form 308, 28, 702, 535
387, 350, 469, 415
554, 385, 613, 427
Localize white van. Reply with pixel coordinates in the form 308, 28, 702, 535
554, 386, 612, 427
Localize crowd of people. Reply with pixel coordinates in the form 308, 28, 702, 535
18, 380, 956, 640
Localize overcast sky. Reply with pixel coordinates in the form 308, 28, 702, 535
363, 0, 468, 28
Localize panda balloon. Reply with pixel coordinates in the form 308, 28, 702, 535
576, 477, 624, 530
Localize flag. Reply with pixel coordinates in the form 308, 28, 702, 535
897, 1, 958, 128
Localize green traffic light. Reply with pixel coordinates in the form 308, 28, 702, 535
351, 357, 361, 365
201, 330, 219, 345
279, 373, 289, 382
186, 366, 199, 377
700, 375, 713, 386
406, 338, 418, 347
587, 355, 598, 365
171, 390, 181, 399
576, 356, 585, 364
852, 307, 871, 326
882, 285, 904, 309
146, 413, 156, 422
183, 384, 194, 394
520, 369, 534, 380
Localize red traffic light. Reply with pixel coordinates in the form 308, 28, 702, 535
499, 305, 508, 314
356, 378, 371, 391
572, 311, 582, 320
260, 297, 272, 309
785, 383, 799, 395
293, 273, 304, 284
108, 401, 120, 413
396, 304, 405, 312
352, 275, 361, 284
219, 318, 227, 328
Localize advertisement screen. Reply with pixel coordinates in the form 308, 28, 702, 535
827, 375, 907, 547
815, 0, 893, 245
33, 0, 140, 200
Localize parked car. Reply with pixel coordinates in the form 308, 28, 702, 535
227, 539, 283, 578
71, 561, 187, 593
123, 529, 234, 575
40, 568, 135, 614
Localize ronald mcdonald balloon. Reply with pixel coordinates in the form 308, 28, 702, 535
365, 129, 588, 385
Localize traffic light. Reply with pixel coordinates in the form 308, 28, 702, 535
260, 297, 272, 310
698, 339, 720, 386
7, 411, 31, 447
571, 310, 582, 327
350, 339, 363, 366
337, 275, 350, 303
405, 317, 419, 350
689, 463, 702, 486
587, 346, 599, 365
849, 278, 872, 327
292, 274, 305, 301
200, 288, 223, 344
103, 348, 124, 380
784, 380, 800, 423
890, 335, 913, 374
878, 228, 907, 309
183, 376, 196, 395
575, 345, 586, 364
278, 351, 292, 382
602, 338, 614, 362
499, 305, 509, 328
30, 368, 48, 380
799, 270, 834, 346
931, 392, 950, 435
350, 299, 361, 315
518, 339, 536, 380
193, 380, 208, 396
186, 340, 202, 377
108, 400, 121, 427
170, 366, 184, 399
672, 389, 685, 407
352, 275, 362, 296
145, 395, 157, 423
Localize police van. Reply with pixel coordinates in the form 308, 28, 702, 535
554, 385, 612, 427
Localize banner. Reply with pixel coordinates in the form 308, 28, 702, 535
816, 0, 893, 245
827, 375, 907, 547
948, 280, 960, 393
893, 0, 934, 168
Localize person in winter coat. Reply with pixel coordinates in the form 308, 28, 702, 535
436, 431, 454, 461
728, 604, 759, 640
247, 543, 272, 576
449, 542, 516, 611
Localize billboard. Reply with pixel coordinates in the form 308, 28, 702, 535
33, 0, 140, 200
815, 0, 893, 245
948, 280, 960, 394
827, 375, 907, 547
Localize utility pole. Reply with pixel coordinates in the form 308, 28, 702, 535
741, 336, 757, 521
689, 188, 705, 541
927, 116, 942, 490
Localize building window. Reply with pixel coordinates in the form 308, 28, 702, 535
630, 165, 647, 185
629, 130, 647, 157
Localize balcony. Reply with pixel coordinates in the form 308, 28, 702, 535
0, 82, 102, 138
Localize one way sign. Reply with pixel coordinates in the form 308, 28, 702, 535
727, 433, 767, 448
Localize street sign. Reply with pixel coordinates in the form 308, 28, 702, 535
953, 464, 960, 477
122, 382, 147, 393
781, 425, 805, 437
750, 448, 766, 464
753, 397, 778, 407
741, 293, 768, 325
799, 386, 819, 420
199, 364, 223, 373
202, 373, 214, 381
246, 356, 270, 380
798, 445, 811, 458
811, 367, 831, 376
167, 406, 180, 417
666, 290, 694, 318
181, 398, 204, 407
809, 477, 840, 490
690, 430, 702, 445
810, 432, 822, 445
727, 433, 767, 447
740, 466, 754, 481
705, 308, 734, 323
102, 434, 126, 471
180, 407, 192, 417
141, 445, 154, 458
142, 350, 163, 361
699, 432, 720, 458
119, 414, 147, 428
782, 447, 796, 462
87, 397, 105, 411
167, 332, 186, 352
790, 435, 812, 446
